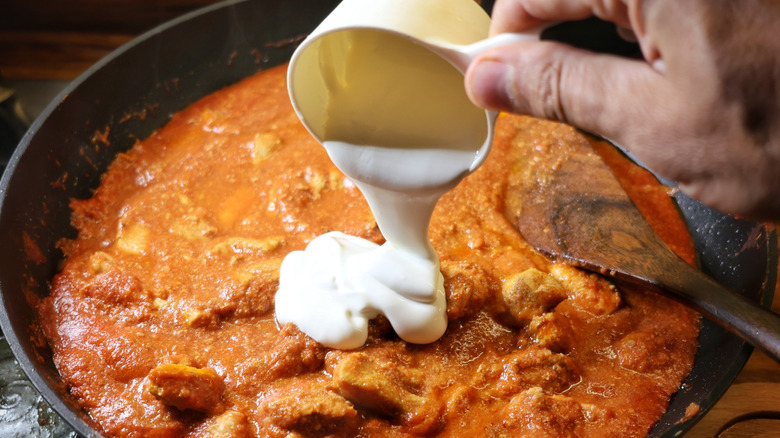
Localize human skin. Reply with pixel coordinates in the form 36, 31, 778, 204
465, 0, 780, 220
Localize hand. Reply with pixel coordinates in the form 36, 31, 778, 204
465, 0, 780, 220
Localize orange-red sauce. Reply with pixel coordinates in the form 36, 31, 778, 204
39, 64, 699, 437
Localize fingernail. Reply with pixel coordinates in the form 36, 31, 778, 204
652, 59, 667, 74
467, 59, 512, 111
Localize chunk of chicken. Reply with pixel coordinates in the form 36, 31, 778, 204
549, 264, 621, 315
233, 325, 326, 388
81, 264, 150, 306
204, 410, 251, 438
262, 324, 326, 381
501, 268, 567, 326
440, 260, 496, 320
527, 312, 574, 353
331, 352, 442, 434
87, 251, 115, 275
615, 331, 676, 375
116, 222, 150, 255
261, 385, 358, 437
501, 387, 585, 436
171, 213, 218, 241
147, 363, 224, 413
332, 352, 426, 416
477, 347, 580, 397
181, 258, 282, 328
252, 132, 282, 164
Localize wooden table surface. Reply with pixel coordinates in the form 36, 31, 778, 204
1, 16, 779, 437
686, 259, 780, 437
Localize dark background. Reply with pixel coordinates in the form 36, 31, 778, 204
0, 0, 224, 80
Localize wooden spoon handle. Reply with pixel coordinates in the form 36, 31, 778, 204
658, 263, 780, 362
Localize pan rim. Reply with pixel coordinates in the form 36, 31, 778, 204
0, 1, 776, 437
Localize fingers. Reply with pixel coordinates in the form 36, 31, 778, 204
464, 41, 780, 220
477, 0, 780, 220
465, 41, 669, 143
489, 0, 634, 35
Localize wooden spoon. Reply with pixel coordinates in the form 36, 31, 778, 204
505, 138, 780, 363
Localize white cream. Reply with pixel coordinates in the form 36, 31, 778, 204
276, 29, 488, 349
275, 232, 447, 350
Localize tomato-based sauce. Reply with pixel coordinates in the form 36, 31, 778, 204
38, 64, 699, 437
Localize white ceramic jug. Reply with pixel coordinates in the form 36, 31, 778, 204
287, 0, 542, 174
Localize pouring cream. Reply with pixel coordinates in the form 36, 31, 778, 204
277, 29, 486, 349
277, 0, 538, 349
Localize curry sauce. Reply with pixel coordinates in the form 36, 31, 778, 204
38, 64, 699, 437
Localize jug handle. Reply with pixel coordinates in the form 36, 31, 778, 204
431, 25, 550, 73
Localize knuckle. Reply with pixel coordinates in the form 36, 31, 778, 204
534, 58, 567, 122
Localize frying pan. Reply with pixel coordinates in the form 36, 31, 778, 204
0, 0, 775, 436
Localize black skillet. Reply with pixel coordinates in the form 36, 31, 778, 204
0, 0, 775, 436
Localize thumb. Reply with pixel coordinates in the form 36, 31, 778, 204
464, 41, 670, 143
